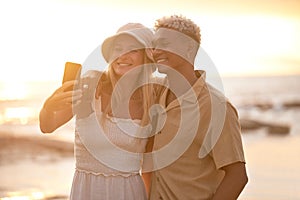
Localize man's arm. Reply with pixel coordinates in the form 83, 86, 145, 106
212, 162, 248, 200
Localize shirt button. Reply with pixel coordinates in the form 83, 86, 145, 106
156, 177, 160, 182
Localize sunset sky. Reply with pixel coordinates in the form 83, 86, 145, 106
0, 0, 299, 82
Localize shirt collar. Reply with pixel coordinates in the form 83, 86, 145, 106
160, 70, 207, 107
177, 70, 206, 104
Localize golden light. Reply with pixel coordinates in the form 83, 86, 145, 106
0, 82, 28, 101
30, 192, 44, 200
1, 197, 30, 200
0, 192, 45, 200
199, 15, 299, 76
3, 107, 33, 125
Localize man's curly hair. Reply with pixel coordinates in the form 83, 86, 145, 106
154, 15, 201, 44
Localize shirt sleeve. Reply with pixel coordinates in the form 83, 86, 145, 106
210, 102, 246, 169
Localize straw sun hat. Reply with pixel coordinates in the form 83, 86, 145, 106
101, 23, 154, 63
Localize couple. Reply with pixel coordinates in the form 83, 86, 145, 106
39, 15, 248, 200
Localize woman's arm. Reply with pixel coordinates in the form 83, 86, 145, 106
142, 172, 152, 197
39, 80, 82, 133
142, 136, 155, 197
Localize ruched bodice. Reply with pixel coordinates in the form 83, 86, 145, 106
70, 98, 149, 200
74, 111, 148, 176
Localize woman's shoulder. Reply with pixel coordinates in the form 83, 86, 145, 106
81, 69, 110, 92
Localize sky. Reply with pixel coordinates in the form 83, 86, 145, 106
0, 0, 300, 82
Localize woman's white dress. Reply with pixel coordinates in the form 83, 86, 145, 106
70, 99, 148, 200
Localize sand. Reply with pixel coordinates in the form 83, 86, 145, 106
0, 132, 75, 199
0, 132, 73, 164
1, 130, 300, 199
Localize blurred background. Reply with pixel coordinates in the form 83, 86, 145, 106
0, 0, 299, 199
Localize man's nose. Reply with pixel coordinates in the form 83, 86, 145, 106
152, 48, 163, 55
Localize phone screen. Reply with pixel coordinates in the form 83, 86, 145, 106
62, 62, 82, 91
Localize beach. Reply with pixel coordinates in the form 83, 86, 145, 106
241, 131, 300, 199
1, 123, 300, 199
0, 76, 300, 199
0, 128, 74, 200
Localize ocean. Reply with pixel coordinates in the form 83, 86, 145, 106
0, 75, 300, 199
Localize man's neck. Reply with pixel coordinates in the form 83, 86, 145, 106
166, 66, 198, 98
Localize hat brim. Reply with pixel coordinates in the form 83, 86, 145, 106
101, 32, 147, 63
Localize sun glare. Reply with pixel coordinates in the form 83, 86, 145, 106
1, 1, 299, 82
198, 15, 299, 76
0, 191, 45, 200
0, 82, 28, 101
2, 107, 33, 125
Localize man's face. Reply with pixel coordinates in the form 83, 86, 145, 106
152, 28, 198, 73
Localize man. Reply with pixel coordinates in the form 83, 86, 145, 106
148, 15, 248, 200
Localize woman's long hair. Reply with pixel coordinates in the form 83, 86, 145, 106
95, 49, 155, 129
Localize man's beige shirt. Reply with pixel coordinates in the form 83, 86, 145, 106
149, 71, 245, 200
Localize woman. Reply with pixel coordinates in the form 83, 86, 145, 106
39, 23, 155, 199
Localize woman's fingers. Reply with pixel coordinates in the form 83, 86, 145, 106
44, 83, 82, 112
59, 80, 78, 92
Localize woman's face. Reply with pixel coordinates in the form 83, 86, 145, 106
110, 35, 145, 77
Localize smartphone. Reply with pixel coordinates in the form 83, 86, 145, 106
62, 62, 82, 91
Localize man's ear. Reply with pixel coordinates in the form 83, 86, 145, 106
185, 41, 199, 63
187, 40, 198, 54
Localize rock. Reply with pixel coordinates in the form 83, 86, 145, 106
253, 102, 273, 110
240, 118, 290, 135
283, 101, 300, 109
240, 119, 265, 131
239, 102, 273, 111
267, 124, 290, 135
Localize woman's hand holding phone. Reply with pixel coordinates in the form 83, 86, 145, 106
40, 62, 84, 133
40, 79, 82, 133
44, 80, 82, 113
